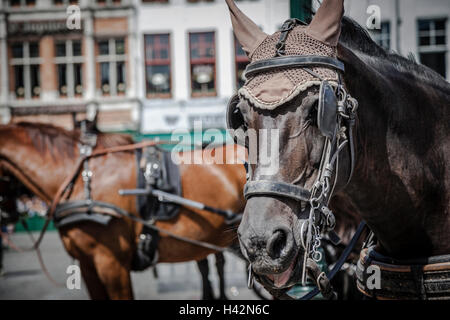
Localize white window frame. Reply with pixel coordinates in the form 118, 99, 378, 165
96, 0, 123, 6
417, 18, 447, 54
372, 21, 391, 50
54, 39, 84, 98
9, 0, 35, 7
10, 42, 41, 100
54, 0, 78, 5
96, 38, 127, 96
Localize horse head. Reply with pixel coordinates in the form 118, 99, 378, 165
226, 0, 355, 290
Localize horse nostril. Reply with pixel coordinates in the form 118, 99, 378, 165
266, 229, 288, 260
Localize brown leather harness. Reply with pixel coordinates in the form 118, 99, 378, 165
32, 139, 242, 254
32, 140, 163, 249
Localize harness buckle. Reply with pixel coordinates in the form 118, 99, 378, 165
81, 169, 92, 181
321, 206, 336, 230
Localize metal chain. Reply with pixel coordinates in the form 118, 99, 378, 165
303, 84, 357, 264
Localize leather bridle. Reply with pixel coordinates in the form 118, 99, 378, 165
239, 19, 359, 287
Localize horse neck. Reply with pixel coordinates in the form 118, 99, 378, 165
337, 45, 450, 258
0, 127, 78, 204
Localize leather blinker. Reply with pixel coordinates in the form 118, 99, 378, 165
317, 80, 338, 140
226, 94, 247, 146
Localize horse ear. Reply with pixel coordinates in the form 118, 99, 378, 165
225, 0, 267, 58
306, 0, 345, 46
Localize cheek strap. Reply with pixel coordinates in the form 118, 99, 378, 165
244, 180, 311, 202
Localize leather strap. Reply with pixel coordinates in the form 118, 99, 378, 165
345, 117, 356, 186
54, 200, 123, 220
244, 55, 345, 78
31, 139, 168, 250
356, 246, 450, 300
244, 180, 311, 202
367, 246, 450, 265
275, 18, 307, 56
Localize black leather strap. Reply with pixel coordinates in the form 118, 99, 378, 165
345, 117, 356, 186
367, 246, 450, 265
244, 180, 311, 202
275, 19, 306, 56
244, 55, 345, 78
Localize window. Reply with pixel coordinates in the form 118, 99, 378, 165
9, 0, 35, 7
10, 42, 41, 99
144, 34, 171, 98
96, 38, 127, 96
54, 0, 79, 5
418, 18, 447, 78
234, 36, 249, 89
186, 0, 214, 3
96, 0, 122, 5
55, 40, 84, 98
189, 32, 216, 97
372, 21, 391, 50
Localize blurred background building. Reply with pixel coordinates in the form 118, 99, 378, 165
345, 0, 449, 80
0, 0, 448, 138
137, 0, 289, 136
0, 0, 139, 131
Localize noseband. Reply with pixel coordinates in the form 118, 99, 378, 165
230, 19, 359, 286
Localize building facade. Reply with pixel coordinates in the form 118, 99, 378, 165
137, 0, 289, 134
0, 0, 448, 133
0, 0, 139, 130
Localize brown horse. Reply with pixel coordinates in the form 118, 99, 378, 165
225, 0, 449, 296
0, 122, 247, 299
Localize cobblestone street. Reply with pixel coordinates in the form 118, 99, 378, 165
0, 231, 260, 300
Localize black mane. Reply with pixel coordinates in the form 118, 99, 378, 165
340, 16, 387, 57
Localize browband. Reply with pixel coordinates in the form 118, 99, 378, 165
244, 55, 345, 78
244, 180, 311, 202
